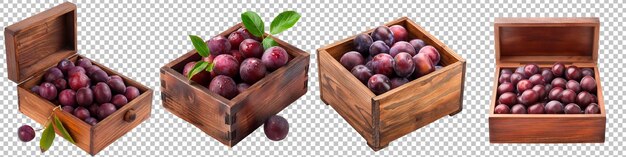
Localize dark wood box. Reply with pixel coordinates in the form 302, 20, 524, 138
160, 23, 310, 147
4, 2, 153, 155
489, 17, 606, 143
317, 17, 466, 150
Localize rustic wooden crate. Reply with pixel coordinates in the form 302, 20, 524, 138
160, 23, 310, 147
4, 2, 153, 155
317, 17, 466, 150
489, 17, 606, 143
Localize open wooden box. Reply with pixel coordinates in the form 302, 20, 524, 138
317, 17, 466, 150
489, 17, 606, 143
4, 2, 153, 155
160, 23, 309, 147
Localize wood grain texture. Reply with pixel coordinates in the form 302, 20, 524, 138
4, 2, 76, 83
318, 17, 466, 150
160, 23, 310, 147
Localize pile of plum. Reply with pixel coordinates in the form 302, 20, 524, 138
495, 63, 600, 114
182, 28, 290, 99
33, 58, 141, 125
340, 25, 442, 95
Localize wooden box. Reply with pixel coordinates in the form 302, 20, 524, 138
317, 17, 466, 150
4, 2, 153, 155
489, 17, 606, 143
160, 24, 309, 147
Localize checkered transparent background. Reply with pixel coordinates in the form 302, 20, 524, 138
1, 0, 624, 156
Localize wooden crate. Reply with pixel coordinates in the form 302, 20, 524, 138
160, 24, 310, 147
489, 17, 606, 143
4, 2, 153, 155
317, 17, 466, 150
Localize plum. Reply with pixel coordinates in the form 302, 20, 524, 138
412, 53, 435, 78
541, 69, 554, 83
182, 61, 211, 84
545, 100, 564, 114
551, 78, 567, 89
124, 86, 140, 101
106, 78, 125, 94
393, 52, 415, 77
97, 103, 117, 120
418, 46, 441, 65
527, 103, 545, 114
564, 103, 582, 114
44, 67, 64, 83
90, 70, 109, 83
213, 54, 240, 78
236, 83, 250, 93
499, 73, 511, 84
111, 94, 128, 108
207, 36, 231, 56
262, 46, 289, 71
368, 41, 390, 58
515, 67, 526, 78
501, 69, 513, 75
519, 90, 539, 105
552, 62, 565, 77
389, 41, 416, 57
498, 92, 517, 106
240, 58, 266, 84
576, 91, 594, 109
76, 58, 93, 68
208, 75, 238, 99
86, 66, 102, 76
94, 82, 112, 104
351, 65, 372, 84
38, 82, 57, 101
532, 84, 547, 99
17, 125, 35, 142
370, 26, 394, 46
585, 103, 600, 114
548, 87, 564, 101
368, 74, 391, 95
389, 25, 408, 42
237, 28, 261, 41
73, 107, 90, 120
566, 80, 581, 93
516, 80, 533, 93
228, 31, 248, 48
494, 104, 511, 114
390, 77, 409, 89
239, 39, 264, 58
340, 51, 365, 71
57, 59, 75, 74
409, 39, 426, 53
511, 104, 527, 114
109, 75, 122, 81
580, 76, 597, 92
264, 115, 289, 141
68, 66, 86, 76
76, 87, 94, 106
84, 117, 98, 126
62, 106, 74, 113
30, 85, 40, 93
497, 83, 515, 96
59, 89, 76, 106
581, 68, 594, 77
370, 53, 395, 76
353, 33, 373, 55
566, 65, 582, 81
88, 104, 99, 115
527, 74, 545, 85
560, 89, 576, 104
524, 64, 539, 77
510, 73, 524, 85
230, 50, 245, 64
53, 79, 67, 90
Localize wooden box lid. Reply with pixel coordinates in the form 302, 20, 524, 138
4, 2, 77, 83
494, 17, 599, 64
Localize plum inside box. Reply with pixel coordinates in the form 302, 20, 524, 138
317, 17, 466, 150
4, 2, 153, 155
160, 23, 309, 147
489, 17, 606, 143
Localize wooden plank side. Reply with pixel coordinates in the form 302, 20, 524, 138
377, 62, 463, 145
490, 116, 605, 143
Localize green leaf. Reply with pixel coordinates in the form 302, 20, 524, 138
53, 115, 75, 144
205, 62, 215, 72
189, 35, 210, 57
40, 122, 55, 153
188, 61, 208, 79
270, 11, 300, 35
262, 37, 279, 50
241, 11, 264, 38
